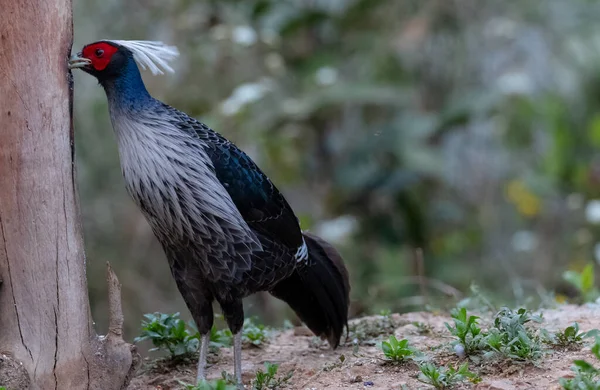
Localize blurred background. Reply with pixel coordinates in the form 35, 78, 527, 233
72, 0, 600, 342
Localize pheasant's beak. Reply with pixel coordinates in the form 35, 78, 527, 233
68, 53, 92, 70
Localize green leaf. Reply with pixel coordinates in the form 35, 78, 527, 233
573, 360, 598, 373
563, 270, 584, 292
381, 341, 391, 356
592, 340, 600, 360
587, 113, 600, 148
266, 362, 278, 376
582, 264, 595, 293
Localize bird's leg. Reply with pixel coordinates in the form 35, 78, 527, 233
219, 298, 245, 389
233, 331, 243, 387
196, 332, 210, 383
169, 273, 215, 383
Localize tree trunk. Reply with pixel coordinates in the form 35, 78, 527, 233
0, 1, 138, 389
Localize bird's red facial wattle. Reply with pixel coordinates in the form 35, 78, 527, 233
81, 42, 119, 71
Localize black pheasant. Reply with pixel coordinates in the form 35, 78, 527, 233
69, 40, 350, 386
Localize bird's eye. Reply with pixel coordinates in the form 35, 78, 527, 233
95, 48, 104, 57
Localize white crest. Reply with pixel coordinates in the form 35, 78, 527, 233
107, 40, 180, 75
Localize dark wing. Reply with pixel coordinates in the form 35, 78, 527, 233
171, 109, 304, 251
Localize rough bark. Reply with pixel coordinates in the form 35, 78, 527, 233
0, 0, 138, 389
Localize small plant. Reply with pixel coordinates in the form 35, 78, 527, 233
445, 307, 484, 355
134, 312, 199, 358
444, 306, 547, 363
418, 362, 480, 389
188, 320, 233, 351
545, 323, 599, 349
209, 324, 233, 349
486, 307, 544, 362
178, 379, 236, 390
563, 263, 600, 303
135, 312, 233, 358
413, 321, 433, 335
380, 335, 415, 362
252, 362, 293, 390
560, 338, 600, 389
242, 317, 270, 347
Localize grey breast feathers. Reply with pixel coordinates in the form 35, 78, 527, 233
109, 108, 263, 283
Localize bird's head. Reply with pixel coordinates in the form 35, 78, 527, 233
69, 40, 179, 82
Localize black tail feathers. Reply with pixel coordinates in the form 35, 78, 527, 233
270, 231, 350, 348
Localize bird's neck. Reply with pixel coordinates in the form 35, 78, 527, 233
102, 60, 154, 110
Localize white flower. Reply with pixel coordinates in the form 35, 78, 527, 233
315, 67, 338, 86
585, 200, 600, 224
232, 25, 257, 46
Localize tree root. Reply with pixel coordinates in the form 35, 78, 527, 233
85, 263, 141, 390
0, 353, 31, 389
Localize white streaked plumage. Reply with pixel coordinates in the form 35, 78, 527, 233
107, 104, 263, 282
107, 40, 179, 75
295, 238, 308, 262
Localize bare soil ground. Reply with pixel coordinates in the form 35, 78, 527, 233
128, 304, 600, 390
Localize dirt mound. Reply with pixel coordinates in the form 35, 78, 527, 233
128, 305, 600, 389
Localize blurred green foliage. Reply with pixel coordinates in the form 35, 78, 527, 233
72, 0, 600, 344
563, 263, 600, 303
